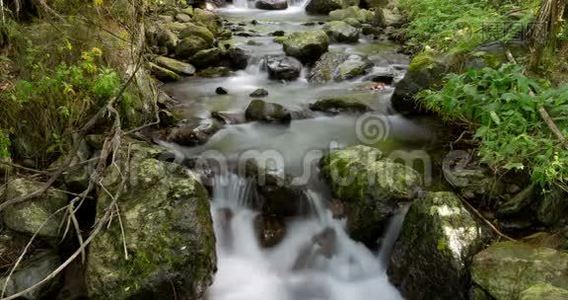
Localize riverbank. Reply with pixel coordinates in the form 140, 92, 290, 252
0, 0, 567, 299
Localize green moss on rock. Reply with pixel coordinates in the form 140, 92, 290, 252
85, 141, 215, 300
388, 191, 486, 300
472, 241, 568, 300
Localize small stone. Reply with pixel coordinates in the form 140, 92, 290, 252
249, 88, 269, 97
175, 13, 191, 22
215, 87, 228, 95
271, 30, 286, 36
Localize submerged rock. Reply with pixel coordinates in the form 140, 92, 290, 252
305, 0, 359, 15
198, 66, 231, 78
471, 241, 568, 300
264, 55, 302, 81
320, 145, 421, 245
245, 99, 292, 124
215, 86, 228, 95
323, 21, 360, 43
1, 178, 68, 238
155, 56, 196, 76
250, 88, 269, 97
309, 96, 371, 114
255, 0, 288, 10
388, 192, 486, 300
85, 142, 216, 300
283, 31, 329, 64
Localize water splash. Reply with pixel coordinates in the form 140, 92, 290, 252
207, 173, 403, 300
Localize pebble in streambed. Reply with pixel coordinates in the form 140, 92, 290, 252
216, 87, 229, 95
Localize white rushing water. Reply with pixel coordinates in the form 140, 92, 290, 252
207, 174, 403, 300
232, 0, 311, 9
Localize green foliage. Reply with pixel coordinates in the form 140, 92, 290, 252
0, 48, 126, 163
419, 64, 568, 185
399, 0, 538, 54
0, 130, 10, 159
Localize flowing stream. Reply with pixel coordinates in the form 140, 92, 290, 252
162, 5, 438, 300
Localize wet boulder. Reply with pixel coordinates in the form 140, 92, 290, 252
0, 251, 61, 299
335, 55, 373, 80
255, 0, 288, 10
283, 31, 329, 64
166, 118, 223, 146
309, 96, 371, 114
198, 66, 231, 78
308, 52, 349, 83
520, 283, 568, 300
245, 99, 292, 124
85, 141, 216, 300
250, 88, 269, 97
155, 56, 196, 76
320, 145, 421, 245
211, 111, 246, 125
305, 0, 359, 15
1, 178, 68, 239
222, 47, 249, 70
264, 55, 302, 81
471, 241, 568, 300
254, 215, 287, 247
388, 192, 486, 300
323, 21, 360, 43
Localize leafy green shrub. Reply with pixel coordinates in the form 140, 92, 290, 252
0, 48, 126, 163
399, 0, 537, 54
419, 64, 568, 185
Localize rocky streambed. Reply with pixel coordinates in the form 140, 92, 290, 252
0, 1, 567, 300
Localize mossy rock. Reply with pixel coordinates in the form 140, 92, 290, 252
178, 23, 215, 45
323, 21, 360, 43
329, 6, 376, 25
537, 185, 568, 226
472, 241, 568, 300
388, 191, 487, 300
320, 145, 421, 245
85, 141, 216, 300
192, 8, 223, 36
1, 178, 68, 239
309, 96, 371, 113
520, 283, 568, 300
155, 56, 196, 76
308, 52, 349, 83
245, 99, 292, 124
283, 30, 329, 64
148, 62, 181, 82
305, 0, 359, 15
335, 55, 373, 80
0, 251, 61, 299
175, 36, 210, 59
189, 48, 223, 69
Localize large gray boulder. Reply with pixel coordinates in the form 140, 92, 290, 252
308, 52, 372, 82
85, 141, 216, 300
264, 55, 302, 81
471, 241, 568, 300
245, 99, 292, 124
323, 21, 360, 43
520, 283, 568, 300
283, 31, 329, 64
1, 178, 68, 239
320, 145, 421, 245
388, 192, 486, 300
305, 0, 359, 15
329, 6, 377, 25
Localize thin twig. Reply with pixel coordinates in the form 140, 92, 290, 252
459, 195, 515, 241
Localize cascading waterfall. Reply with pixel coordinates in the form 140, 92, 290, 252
207, 173, 403, 300
231, 0, 311, 9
